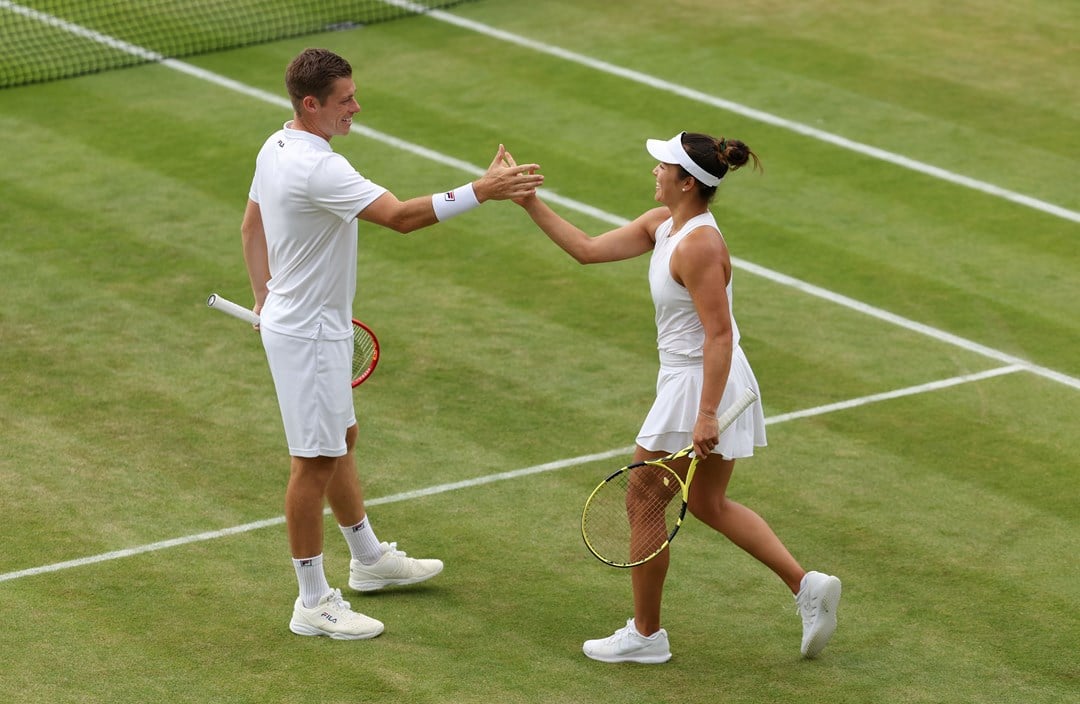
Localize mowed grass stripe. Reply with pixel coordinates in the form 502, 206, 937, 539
384, 0, 1080, 224
0, 364, 1027, 584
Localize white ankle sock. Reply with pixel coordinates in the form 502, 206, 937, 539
292, 554, 331, 608
340, 517, 383, 565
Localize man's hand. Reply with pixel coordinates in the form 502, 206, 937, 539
473, 144, 542, 202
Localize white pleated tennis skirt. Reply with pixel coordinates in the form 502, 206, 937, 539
262, 327, 356, 458
636, 345, 767, 458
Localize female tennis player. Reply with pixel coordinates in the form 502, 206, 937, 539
508, 132, 841, 663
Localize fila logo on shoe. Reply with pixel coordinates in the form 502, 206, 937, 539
320, 612, 338, 624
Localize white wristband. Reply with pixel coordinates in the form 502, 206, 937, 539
432, 183, 480, 221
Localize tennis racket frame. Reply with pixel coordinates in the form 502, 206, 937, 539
207, 293, 379, 387
581, 386, 759, 568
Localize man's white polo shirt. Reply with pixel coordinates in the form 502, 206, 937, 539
249, 122, 387, 340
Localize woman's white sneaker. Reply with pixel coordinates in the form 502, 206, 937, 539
583, 619, 672, 664
796, 571, 842, 658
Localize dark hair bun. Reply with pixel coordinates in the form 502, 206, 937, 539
720, 139, 751, 171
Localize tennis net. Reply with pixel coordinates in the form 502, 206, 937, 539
0, 0, 476, 89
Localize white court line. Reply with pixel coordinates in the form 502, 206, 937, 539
764, 364, 1026, 424
0, 365, 1026, 584
5, 1, 1077, 392
382, 0, 1080, 225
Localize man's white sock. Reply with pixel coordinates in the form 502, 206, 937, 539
340, 517, 383, 564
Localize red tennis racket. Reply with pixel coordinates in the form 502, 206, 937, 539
207, 293, 379, 387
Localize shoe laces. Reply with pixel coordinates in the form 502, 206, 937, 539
325, 588, 352, 612
795, 589, 818, 626
605, 620, 639, 647
384, 541, 407, 558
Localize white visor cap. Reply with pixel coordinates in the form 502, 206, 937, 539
645, 132, 723, 187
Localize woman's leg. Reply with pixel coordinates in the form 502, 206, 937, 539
686, 456, 805, 594
628, 446, 676, 636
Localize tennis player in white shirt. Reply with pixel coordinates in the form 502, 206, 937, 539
506, 131, 841, 662
241, 47, 543, 640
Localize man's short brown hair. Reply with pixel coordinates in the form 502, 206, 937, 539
285, 48, 352, 113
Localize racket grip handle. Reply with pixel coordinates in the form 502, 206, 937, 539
715, 387, 759, 430
207, 293, 260, 325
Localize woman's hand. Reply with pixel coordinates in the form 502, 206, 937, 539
692, 412, 720, 459
473, 144, 542, 203
500, 148, 540, 207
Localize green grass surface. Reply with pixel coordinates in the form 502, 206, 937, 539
0, 1, 1077, 702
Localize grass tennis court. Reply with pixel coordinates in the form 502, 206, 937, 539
0, 1, 1077, 702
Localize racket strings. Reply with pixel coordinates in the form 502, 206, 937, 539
352, 325, 376, 379
583, 462, 684, 566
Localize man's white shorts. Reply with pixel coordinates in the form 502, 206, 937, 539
261, 328, 355, 458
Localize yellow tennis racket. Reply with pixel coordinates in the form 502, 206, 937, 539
581, 387, 759, 568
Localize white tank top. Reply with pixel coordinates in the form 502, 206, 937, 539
648, 211, 740, 358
